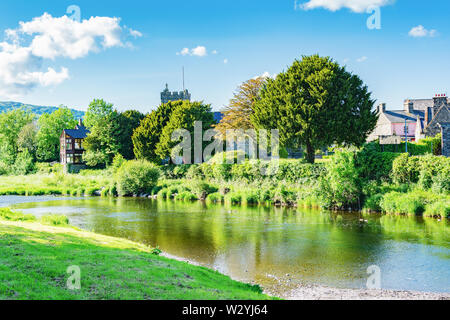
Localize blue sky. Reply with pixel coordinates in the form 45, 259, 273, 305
0, 0, 448, 113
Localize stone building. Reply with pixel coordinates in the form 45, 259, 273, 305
161, 84, 191, 104
368, 94, 450, 156
440, 123, 450, 157
423, 95, 450, 137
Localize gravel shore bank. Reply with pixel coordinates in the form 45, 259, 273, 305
281, 284, 450, 300
163, 253, 449, 300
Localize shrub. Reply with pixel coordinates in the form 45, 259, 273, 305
36, 163, 63, 174
40, 215, 70, 226
12, 150, 36, 175
116, 160, 160, 196
432, 169, 450, 194
167, 185, 187, 198
273, 160, 325, 183
211, 164, 233, 181
258, 187, 274, 204
111, 154, 126, 173
100, 187, 109, 197
392, 153, 413, 184
379, 190, 442, 216
380, 192, 424, 215
157, 188, 170, 199
0, 208, 36, 221
362, 193, 384, 212
273, 185, 296, 205
175, 191, 198, 202
243, 190, 259, 205
151, 186, 162, 196
186, 165, 204, 180
318, 151, 361, 209
159, 165, 191, 179
208, 151, 247, 164
189, 181, 218, 199
392, 154, 449, 187
206, 192, 224, 204
225, 192, 242, 205
356, 143, 401, 181
424, 201, 450, 218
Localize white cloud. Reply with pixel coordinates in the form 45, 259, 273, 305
191, 46, 207, 57
0, 13, 139, 98
15, 13, 125, 60
223, 58, 228, 64
357, 56, 368, 62
300, 0, 393, 13
177, 48, 190, 56
177, 46, 208, 57
212, 50, 218, 55
128, 28, 143, 38
408, 25, 437, 38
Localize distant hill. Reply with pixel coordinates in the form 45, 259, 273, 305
0, 101, 85, 119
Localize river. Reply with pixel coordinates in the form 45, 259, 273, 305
1, 196, 449, 296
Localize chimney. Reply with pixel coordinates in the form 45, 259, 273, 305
425, 107, 432, 126
377, 103, 386, 114
404, 100, 414, 114
433, 94, 447, 116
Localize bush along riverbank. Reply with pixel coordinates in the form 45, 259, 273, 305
0, 208, 271, 300
0, 144, 448, 219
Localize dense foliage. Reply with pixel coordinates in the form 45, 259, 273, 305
36, 107, 77, 162
84, 100, 144, 166
252, 55, 378, 163
116, 160, 160, 196
214, 77, 266, 139
156, 101, 215, 162
132, 101, 179, 163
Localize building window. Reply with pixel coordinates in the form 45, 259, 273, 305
74, 139, 83, 150
74, 154, 83, 164
66, 138, 72, 150
66, 154, 74, 164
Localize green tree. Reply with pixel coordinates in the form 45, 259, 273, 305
84, 110, 122, 167
17, 123, 38, 158
36, 107, 77, 162
214, 77, 266, 139
318, 150, 361, 209
132, 101, 180, 163
117, 110, 145, 160
0, 109, 35, 161
84, 99, 114, 129
156, 101, 215, 163
252, 55, 378, 163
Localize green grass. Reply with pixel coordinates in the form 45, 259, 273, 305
0, 172, 111, 197
380, 190, 449, 218
0, 212, 272, 300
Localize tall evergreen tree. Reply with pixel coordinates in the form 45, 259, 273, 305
132, 101, 181, 163
156, 101, 215, 163
252, 55, 378, 163
117, 110, 145, 160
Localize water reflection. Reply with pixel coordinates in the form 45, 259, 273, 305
3, 196, 449, 294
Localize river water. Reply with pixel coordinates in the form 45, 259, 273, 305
1, 196, 449, 295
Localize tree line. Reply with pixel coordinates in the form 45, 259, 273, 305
0, 55, 379, 174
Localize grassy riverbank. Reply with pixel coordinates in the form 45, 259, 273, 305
0, 147, 448, 218
0, 209, 271, 300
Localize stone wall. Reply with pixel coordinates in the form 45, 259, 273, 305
440, 123, 450, 157
425, 97, 450, 137
161, 85, 191, 104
